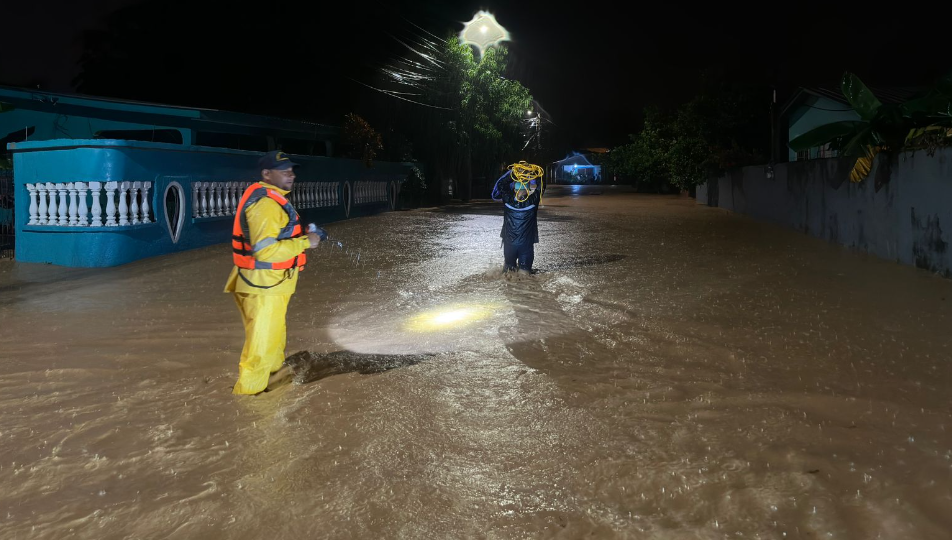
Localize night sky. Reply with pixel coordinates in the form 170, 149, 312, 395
2, 1, 950, 150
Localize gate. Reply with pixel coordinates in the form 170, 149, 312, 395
0, 169, 13, 258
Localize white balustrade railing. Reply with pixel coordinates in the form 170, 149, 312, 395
140, 182, 150, 225
186, 181, 344, 219
118, 181, 130, 226
56, 184, 69, 226
130, 182, 141, 225
352, 181, 388, 205
90, 182, 103, 227
105, 181, 117, 226
26, 179, 387, 227
77, 182, 89, 227
191, 181, 256, 219
25, 181, 154, 228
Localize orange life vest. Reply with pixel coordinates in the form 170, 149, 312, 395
231, 182, 307, 272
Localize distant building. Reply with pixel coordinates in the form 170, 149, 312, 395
779, 86, 919, 162
549, 151, 604, 184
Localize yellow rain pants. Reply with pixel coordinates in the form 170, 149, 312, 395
232, 292, 291, 395
224, 181, 311, 396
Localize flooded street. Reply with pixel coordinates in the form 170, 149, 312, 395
2, 185, 951, 539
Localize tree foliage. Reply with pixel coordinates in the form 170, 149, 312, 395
341, 113, 383, 167
411, 37, 533, 200
612, 78, 769, 191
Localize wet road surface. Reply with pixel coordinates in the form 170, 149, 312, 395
1, 185, 951, 539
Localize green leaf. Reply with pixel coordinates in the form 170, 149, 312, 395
841, 125, 877, 157
841, 73, 882, 121
900, 91, 952, 117
935, 69, 952, 97
788, 121, 863, 151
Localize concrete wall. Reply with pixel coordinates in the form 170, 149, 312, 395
12, 139, 409, 267
698, 149, 952, 276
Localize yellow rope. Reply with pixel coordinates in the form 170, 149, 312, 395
508, 161, 544, 203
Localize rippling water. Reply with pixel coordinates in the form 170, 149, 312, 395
1, 186, 950, 539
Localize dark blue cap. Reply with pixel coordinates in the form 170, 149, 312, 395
258, 150, 298, 171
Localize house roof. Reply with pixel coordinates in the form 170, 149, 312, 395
553, 153, 597, 167
780, 85, 925, 117
0, 85, 339, 139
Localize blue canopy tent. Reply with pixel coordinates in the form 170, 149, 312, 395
548, 153, 602, 184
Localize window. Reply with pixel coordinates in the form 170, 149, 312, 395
796, 149, 810, 161
818, 143, 838, 159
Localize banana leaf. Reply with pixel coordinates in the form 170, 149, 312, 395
788, 121, 863, 151
901, 91, 952, 118
905, 125, 952, 146
871, 104, 913, 150
936, 69, 952, 96
901, 70, 952, 120
841, 73, 882, 121
840, 125, 878, 157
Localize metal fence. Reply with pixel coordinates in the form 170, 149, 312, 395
0, 170, 13, 258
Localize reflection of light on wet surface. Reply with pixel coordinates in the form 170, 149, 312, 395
3, 186, 952, 538
405, 304, 496, 332
328, 297, 510, 355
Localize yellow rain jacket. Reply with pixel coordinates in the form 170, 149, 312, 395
225, 182, 310, 395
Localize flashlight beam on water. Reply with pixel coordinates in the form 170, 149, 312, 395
405, 305, 496, 333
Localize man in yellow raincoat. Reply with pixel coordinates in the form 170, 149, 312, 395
225, 151, 324, 395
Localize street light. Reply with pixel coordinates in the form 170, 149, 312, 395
460, 11, 510, 56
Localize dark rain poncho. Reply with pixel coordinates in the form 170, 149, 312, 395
492, 172, 544, 245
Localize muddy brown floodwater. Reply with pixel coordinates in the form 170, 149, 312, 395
1, 186, 951, 539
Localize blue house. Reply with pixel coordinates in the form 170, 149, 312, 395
780, 86, 920, 162
1, 86, 411, 267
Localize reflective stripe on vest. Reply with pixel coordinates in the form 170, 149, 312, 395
231, 182, 308, 271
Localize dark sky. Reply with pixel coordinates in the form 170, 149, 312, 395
2, 1, 950, 149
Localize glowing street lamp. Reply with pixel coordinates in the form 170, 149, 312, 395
460, 11, 510, 56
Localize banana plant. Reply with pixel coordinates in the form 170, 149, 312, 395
789, 71, 952, 182
902, 71, 952, 152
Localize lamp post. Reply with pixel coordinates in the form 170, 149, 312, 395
460, 11, 510, 57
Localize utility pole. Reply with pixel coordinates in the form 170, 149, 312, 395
767, 87, 777, 179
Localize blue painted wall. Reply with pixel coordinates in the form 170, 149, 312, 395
11, 140, 409, 267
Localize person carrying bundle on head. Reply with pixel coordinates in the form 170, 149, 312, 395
491, 161, 545, 274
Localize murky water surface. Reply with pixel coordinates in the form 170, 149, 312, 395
1, 186, 950, 539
